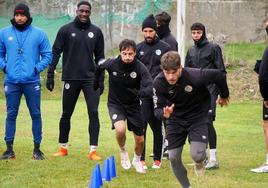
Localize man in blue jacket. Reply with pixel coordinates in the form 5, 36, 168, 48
0, 3, 52, 160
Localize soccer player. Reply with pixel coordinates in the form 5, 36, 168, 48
155, 11, 178, 51
137, 14, 171, 169
0, 3, 52, 160
94, 39, 153, 174
46, 1, 104, 160
153, 51, 229, 187
250, 18, 268, 173
185, 22, 226, 169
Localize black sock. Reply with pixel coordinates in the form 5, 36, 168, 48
6, 141, 14, 151
34, 143, 40, 152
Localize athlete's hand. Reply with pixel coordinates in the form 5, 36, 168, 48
163, 104, 175, 119
264, 100, 268, 108
218, 97, 229, 107
46, 75, 54, 92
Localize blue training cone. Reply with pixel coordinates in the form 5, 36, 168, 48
101, 159, 111, 182
89, 164, 102, 188
109, 155, 117, 179
96, 164, 103, 187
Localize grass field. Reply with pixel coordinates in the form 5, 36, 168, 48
0, 96, 268, 188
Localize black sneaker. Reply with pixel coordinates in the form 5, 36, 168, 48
32, 150, 45, 160
0, 150, 15, 160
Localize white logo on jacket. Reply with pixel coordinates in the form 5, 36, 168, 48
140, 51, 144, 56
112, 114, 117, 120
71, 33, 76, 37
155, 49, 161, 55
130, 72, 137, 78
8, 36, 13, 41
65, 83, 70, 90
112, 72, 117, 76
88, 32, 94, 38
184, 85, 193, 93
34, 85, 40, 91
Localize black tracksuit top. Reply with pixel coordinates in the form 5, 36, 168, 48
136, 38, 171, 79
97, 56, 153, 105
259, 46, 268, 100
49, 19, 105, 81
185, 38, 226, 95
153, 68, 229, 122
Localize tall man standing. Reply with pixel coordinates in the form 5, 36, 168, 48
136, 14, 170, 169
185, 22, 226, 169
46, 1, 104, 160
0, 3, 52, 160
251, 18, 268, 173
153, 51, 229, 187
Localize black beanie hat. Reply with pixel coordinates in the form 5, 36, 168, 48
142, 14, 157, 31
14, 3, 31, 19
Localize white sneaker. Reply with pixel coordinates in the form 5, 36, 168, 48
132, 159, 146, 174
194, 162, 205, 176
120, 151, 131, 170
250, 164, 268, 173
205, 160, 219, 170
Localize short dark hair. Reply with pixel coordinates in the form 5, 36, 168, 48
160, 51, 181, 70
190, 22, 205, 31
119, 39, 136, 52
155, 11, 171, 26
77, 1, 91, 9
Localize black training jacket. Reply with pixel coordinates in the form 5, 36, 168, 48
259, 46, 268, 100
161, 33, 178, 52
136, 38, 170, 79
96, 56, 153, 105
153, 68, 229, 122
185, 38, 226, 95
48, 19, 105, 81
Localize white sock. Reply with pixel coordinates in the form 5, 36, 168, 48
90, 145, 97, 152
210, 149, 217, 161
133, 153, 141, 162
60, 143, 68, 149
266, 154, 268, 164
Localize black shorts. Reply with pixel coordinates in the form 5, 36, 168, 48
108, 103, 144, 136
263, 104, 268, 120
166, 118, 208, 150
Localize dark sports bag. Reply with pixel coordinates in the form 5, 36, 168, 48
254, 59, 261, 74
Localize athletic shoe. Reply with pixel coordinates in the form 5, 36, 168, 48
132, 159, 146, 174
140, 160, 148, 170
87, 151, 101, 161
250, 163, 268, 173
53, 147, 68, 157
163, 150, 169, 160
205, 160, 219, 170
33, 150, 45, 160
0, 150, 15, 160
194, 162, 205, 176
152, 160, 161, 169
120, 151, 131, 170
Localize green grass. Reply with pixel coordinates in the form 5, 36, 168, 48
224, 42, 266, 66
0, 98, 268, 188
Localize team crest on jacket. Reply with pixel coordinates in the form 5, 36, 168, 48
65, 83, 70, 90
139, 51, 144, 55
155, 49, 161, 55
112, 114, 118, 120
8, 36, 13, 41
184, 85, 193, 93
88, 32, 94, 38
71, 33, 76, 37
130, 72, 137, 78
112, 72, 117, 76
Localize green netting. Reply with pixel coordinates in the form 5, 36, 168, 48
0, 0, 174, 66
